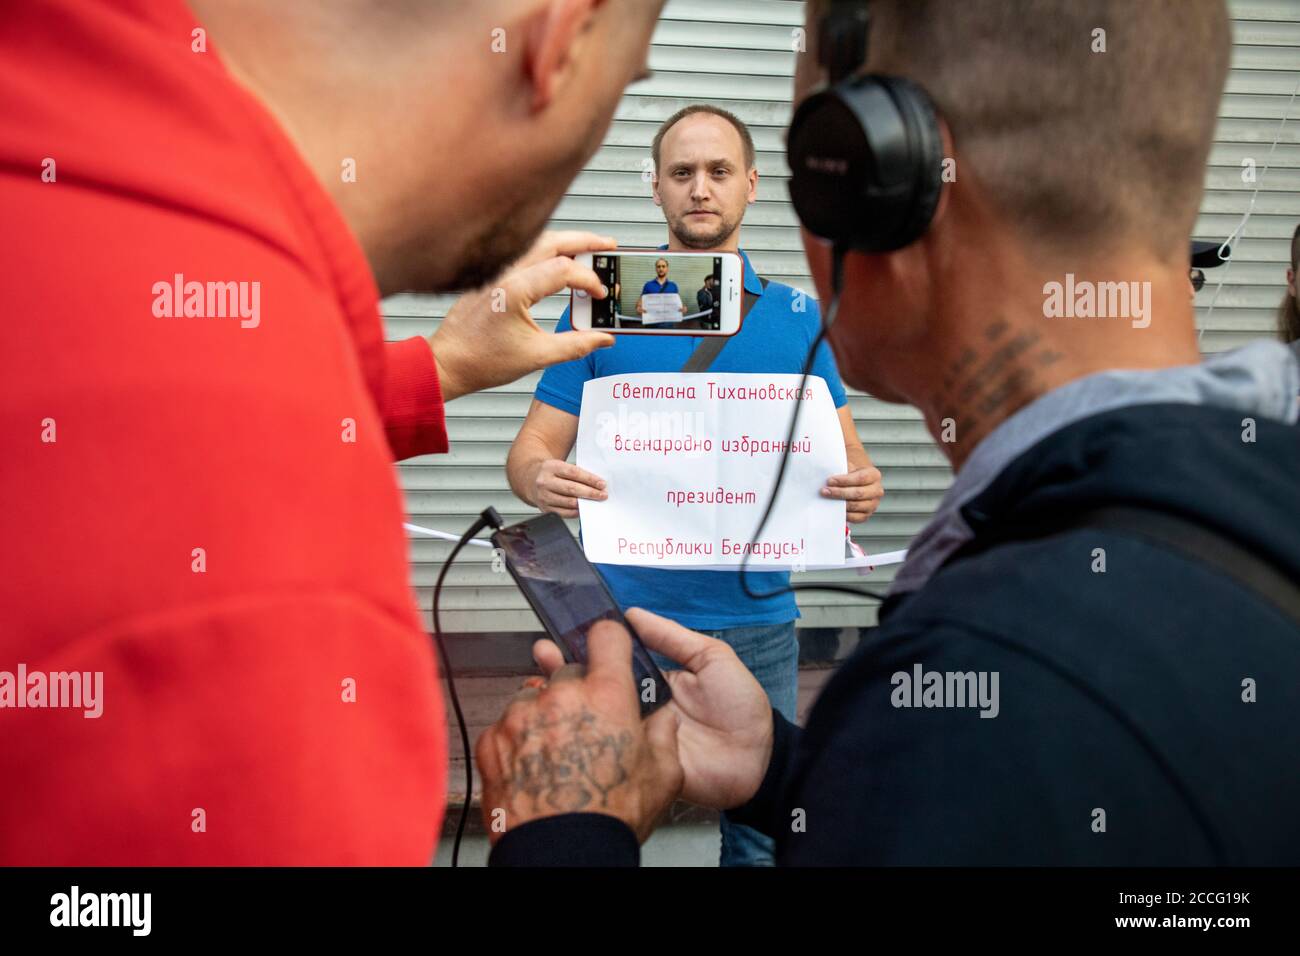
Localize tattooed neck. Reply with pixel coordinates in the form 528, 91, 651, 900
930, 318, 1066, 470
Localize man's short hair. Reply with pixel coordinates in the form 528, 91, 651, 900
651, 104, 757, 172
811, 0, 1230, 256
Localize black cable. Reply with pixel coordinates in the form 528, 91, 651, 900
739, 245, 890, 605
431, 506, 503, 867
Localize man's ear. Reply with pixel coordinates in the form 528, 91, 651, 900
746, 167, 758, 205
651, 174, 662, 207
524, 0, 599, 112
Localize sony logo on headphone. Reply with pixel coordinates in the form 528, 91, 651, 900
804, 155, 849, 175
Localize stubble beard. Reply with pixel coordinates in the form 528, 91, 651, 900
667, 207, 742, 250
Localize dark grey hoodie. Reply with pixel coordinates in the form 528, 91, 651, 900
492, 342, 1300, 866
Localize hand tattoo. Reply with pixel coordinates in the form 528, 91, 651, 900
508, 706, 634, 814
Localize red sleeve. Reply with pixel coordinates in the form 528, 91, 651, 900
0, 0, 451, 865
1, 162, 449, 864
382, 337, 450, 460
0, 593, 446, 865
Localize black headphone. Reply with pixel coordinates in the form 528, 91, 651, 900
787, 0, 944, 254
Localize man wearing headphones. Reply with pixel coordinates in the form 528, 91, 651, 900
478, 0, 1300, 866
1189, 238, 1231, 300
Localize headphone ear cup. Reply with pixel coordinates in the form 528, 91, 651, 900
787, 75, 945, 253
874, 76, 944, 251
786, 87, 866, 246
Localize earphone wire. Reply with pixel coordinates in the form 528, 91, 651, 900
739, 245, 889, 606
431, 507, 502, 867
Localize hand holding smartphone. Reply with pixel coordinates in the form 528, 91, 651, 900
570, 250, 743, 336
491, 513, 672, 716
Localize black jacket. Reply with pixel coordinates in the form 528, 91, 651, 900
491, 403, 1300, 865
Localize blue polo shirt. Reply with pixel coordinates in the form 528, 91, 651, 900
641, 278, 679, 295
535, 249, 848, 631
640, 278, 682, 326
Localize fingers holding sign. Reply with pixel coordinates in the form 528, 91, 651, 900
821, 466, 885, 523
531, 459, 607, 518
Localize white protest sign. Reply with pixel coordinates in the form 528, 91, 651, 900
641, 292, 684, 323
575, 373, 847, 568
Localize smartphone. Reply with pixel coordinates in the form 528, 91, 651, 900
491, 513, 672, 717
570, 250, 742, 335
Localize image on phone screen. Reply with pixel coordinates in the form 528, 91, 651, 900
492, 513, 672, 716
589, 253, 723, 331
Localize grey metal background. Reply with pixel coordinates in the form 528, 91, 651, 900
384, 0, 1300, 633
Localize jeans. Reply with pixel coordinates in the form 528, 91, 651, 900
651, 620, 798, 867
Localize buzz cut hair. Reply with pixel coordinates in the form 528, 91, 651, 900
651, 104, 757, 173
807, 0, 1231, 256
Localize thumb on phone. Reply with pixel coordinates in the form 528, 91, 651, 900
532, 638, 566, 677
624, 608, 713, 671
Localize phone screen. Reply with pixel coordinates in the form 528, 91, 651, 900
492, 513, 672, 716
589, 253, 723, 331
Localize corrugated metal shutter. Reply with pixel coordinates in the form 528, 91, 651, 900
385, 0, 1300, 634
1199, 1, 1300, 355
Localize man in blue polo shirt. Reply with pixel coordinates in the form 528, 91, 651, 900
636, 256, 687, 328
505, 104, 883, 866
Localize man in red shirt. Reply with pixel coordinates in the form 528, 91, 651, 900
0, 0, 662, 863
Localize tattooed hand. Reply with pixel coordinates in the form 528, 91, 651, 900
533, 608, 775, 813
476, 620, 683, 844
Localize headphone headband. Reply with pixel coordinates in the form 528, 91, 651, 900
787, 0, 944, 254
818, 0, 870, 85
